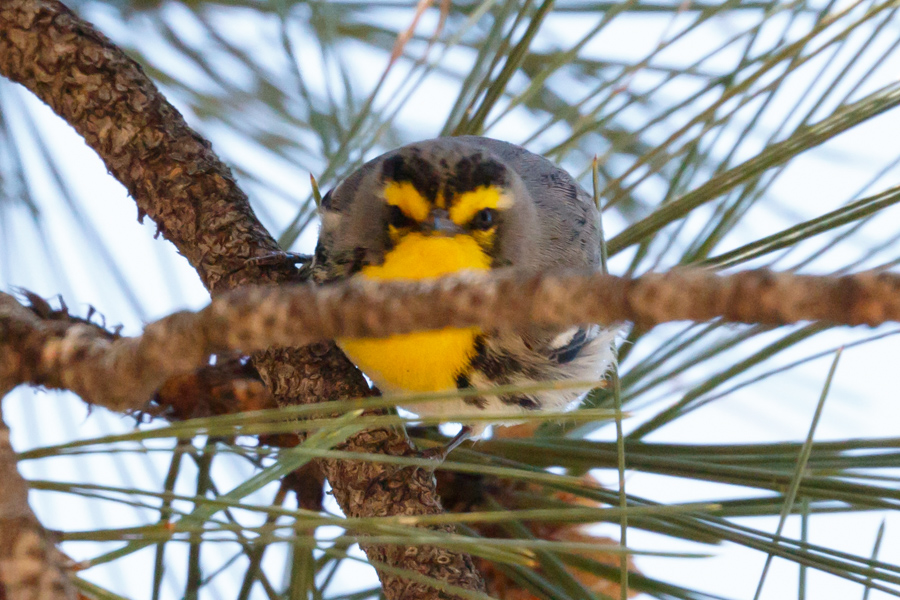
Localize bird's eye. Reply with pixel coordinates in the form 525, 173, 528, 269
470, 208, 497, 230
387, 205, 414, 229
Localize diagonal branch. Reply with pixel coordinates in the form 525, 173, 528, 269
0, 1, 484, 597
0, 0, 278, 291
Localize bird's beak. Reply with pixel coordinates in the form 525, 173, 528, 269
427, 209, 464, 235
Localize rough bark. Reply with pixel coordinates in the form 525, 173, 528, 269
0, 1, 484, 597
0, 394, 78, 600
0, 0, 278, 290
4, 268, 900, 411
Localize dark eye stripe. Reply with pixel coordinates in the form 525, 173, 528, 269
387, 205, 415, 228
470, 208, 496, 230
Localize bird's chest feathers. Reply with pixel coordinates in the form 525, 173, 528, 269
338, 233, 490, 392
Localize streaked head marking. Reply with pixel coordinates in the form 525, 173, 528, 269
383, 180, 431, 223
449, 186, 513, 226
379, 152, 515, 233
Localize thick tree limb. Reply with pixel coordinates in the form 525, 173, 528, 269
4, 268, 900, 413
0, 1, 484, 597
0, 0, 279, 291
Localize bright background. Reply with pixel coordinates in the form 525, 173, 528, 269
4, 1, 900, 598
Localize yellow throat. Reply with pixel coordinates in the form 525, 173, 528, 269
338, 233, 490, 392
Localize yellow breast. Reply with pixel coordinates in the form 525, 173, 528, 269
338, 233, 490, 392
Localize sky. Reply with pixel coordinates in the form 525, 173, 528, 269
4, 1, 900, 598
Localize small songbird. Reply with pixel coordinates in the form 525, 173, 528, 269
312, 136, 618, 447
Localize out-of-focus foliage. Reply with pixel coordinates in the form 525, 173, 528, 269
5, 1, 900, 599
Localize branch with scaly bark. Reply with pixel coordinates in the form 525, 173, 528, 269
3, 268, 900, 413
0, 1, 483, 598
3, 265, 898, 597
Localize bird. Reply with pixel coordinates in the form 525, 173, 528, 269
312, 136, 618, 451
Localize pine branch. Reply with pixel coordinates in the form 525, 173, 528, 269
4, 268, 900, 413
0, 2, 484, 598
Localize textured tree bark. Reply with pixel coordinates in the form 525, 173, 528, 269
0, 1, 484, 597
4, 268, 900, 413
0, 391, 78, 600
